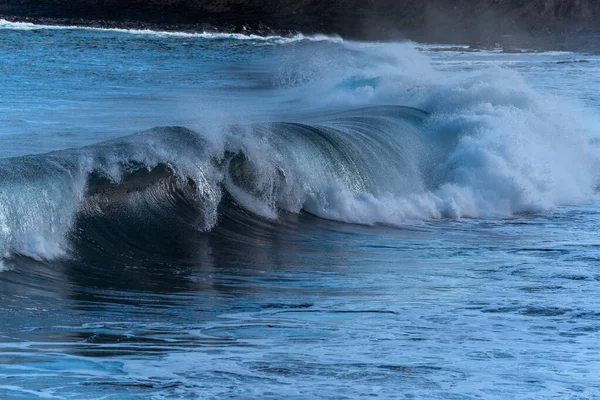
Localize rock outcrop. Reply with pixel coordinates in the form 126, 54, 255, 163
1, 0, 600, 42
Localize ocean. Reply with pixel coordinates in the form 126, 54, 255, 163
0, 19, 599, 399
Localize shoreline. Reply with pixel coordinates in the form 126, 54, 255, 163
0, 15, 296, 37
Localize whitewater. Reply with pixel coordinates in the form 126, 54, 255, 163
0, 19, 599, 399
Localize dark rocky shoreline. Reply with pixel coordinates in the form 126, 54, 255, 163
2, 0, 600, 51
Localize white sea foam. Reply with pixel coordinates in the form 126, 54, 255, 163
267, 42, 600, 224
0, 35, 598, 262
0, 19, 342, 43
0, 160, 88, 262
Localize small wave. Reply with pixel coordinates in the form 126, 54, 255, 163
555, 59, 590, 65
0, 19, 342, 43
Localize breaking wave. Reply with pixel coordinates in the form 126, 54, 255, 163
1, 40, 599, 264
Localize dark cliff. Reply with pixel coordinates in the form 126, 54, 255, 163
1, 0, 600, 43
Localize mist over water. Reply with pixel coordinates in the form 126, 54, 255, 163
1, 20, 600, 399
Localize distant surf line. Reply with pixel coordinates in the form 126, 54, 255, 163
0, 18, 343, 43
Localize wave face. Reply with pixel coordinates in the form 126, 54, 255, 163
1, 99, 599, 263
0, 106, 435, 261
1, 31, 600, 263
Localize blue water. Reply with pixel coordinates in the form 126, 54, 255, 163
1, 20, 600, 399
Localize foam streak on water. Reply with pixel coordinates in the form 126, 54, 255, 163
0, 19, 342, 42
0, 21, 599, 400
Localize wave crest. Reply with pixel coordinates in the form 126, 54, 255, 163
1, 41, 600, 263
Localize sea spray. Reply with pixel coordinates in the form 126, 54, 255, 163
269, 41, 600, 221
1, 35, 599, 262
